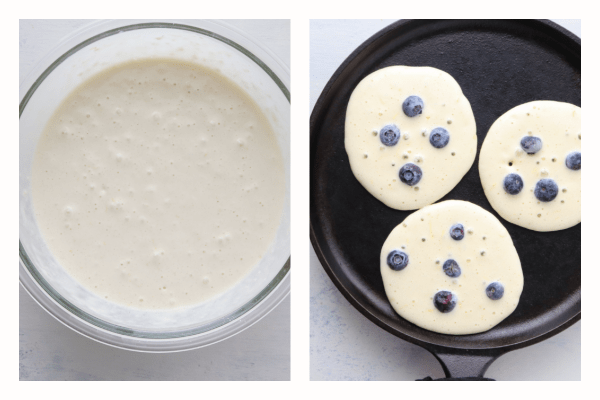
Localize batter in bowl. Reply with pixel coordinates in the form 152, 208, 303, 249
31, 58, 286, 309
381, 200, 523, 335
345, 66, 477, 210
479, 101, 581, 232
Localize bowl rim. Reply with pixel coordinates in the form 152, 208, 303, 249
19, 19, 291, 352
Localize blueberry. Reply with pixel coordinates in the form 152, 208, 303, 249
402, 95, 424, 117
387, 250, 409, 271
565, 151, 581, 170
520, 136, 543, 154
442, 259, 461, 278
429, 127, 450, 148
449, 224, 464, 240
433, 291, 457, 313
398, 163, 422, 186
379, 124, 401, 146
534, 179, 558, 202
503, 173, 524, 195
486, 282, 504, 300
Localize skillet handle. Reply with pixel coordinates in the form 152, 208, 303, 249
419, 348, 506, 380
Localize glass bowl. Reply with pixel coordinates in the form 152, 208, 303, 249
19, 19, 290, 352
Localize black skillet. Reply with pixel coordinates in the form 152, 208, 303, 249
310, 20, 581, 380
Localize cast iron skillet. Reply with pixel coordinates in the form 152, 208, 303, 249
310, 20, 581, 380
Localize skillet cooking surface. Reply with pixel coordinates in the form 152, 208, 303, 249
310, 20, 581, 350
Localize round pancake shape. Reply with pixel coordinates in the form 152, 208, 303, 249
380, 200, 523, 335
345, 66, 477, 210
479, 101, 581, 232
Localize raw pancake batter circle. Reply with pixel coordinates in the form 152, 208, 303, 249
345, 66, 477, 210
479, 101, 581, 232
380, 200, 523, 335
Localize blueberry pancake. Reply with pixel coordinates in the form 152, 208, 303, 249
345, 66, 477, 210
381, 200, 523, 335
479, 101, 581, 232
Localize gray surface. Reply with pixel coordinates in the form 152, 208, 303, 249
20, 19, 290, 381
310, 19, 581, 381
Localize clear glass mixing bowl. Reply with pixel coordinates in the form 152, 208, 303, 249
19, 19, 290, 352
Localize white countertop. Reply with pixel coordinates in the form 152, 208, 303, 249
310, 19, 581, 381
19, 19, 290, 381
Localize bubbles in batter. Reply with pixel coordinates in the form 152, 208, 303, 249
31, 58, 286, 310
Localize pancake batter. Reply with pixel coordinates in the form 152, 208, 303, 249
31, 58, 286, 309
381, 200, 523, 335
345, 66, 477, 210
479, 101, 581, 232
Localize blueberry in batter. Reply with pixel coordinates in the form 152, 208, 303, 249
379, 124, 401, 146
429, 127, 450, 149
450, 223, 465, 240
565, 151, 581, 170
387, 250, 409, 271
486, 282, 504, 300
534, 179, 559, 202
399, 163, 422, 186
434, 291, 457, 313
520, 136, 543, 154
442, 259, 461, 278
402, 95, 424, 117
503, 173, 524, 195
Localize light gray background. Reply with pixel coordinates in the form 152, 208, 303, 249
20, 19, 290, 381
310, 19, 581, 381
